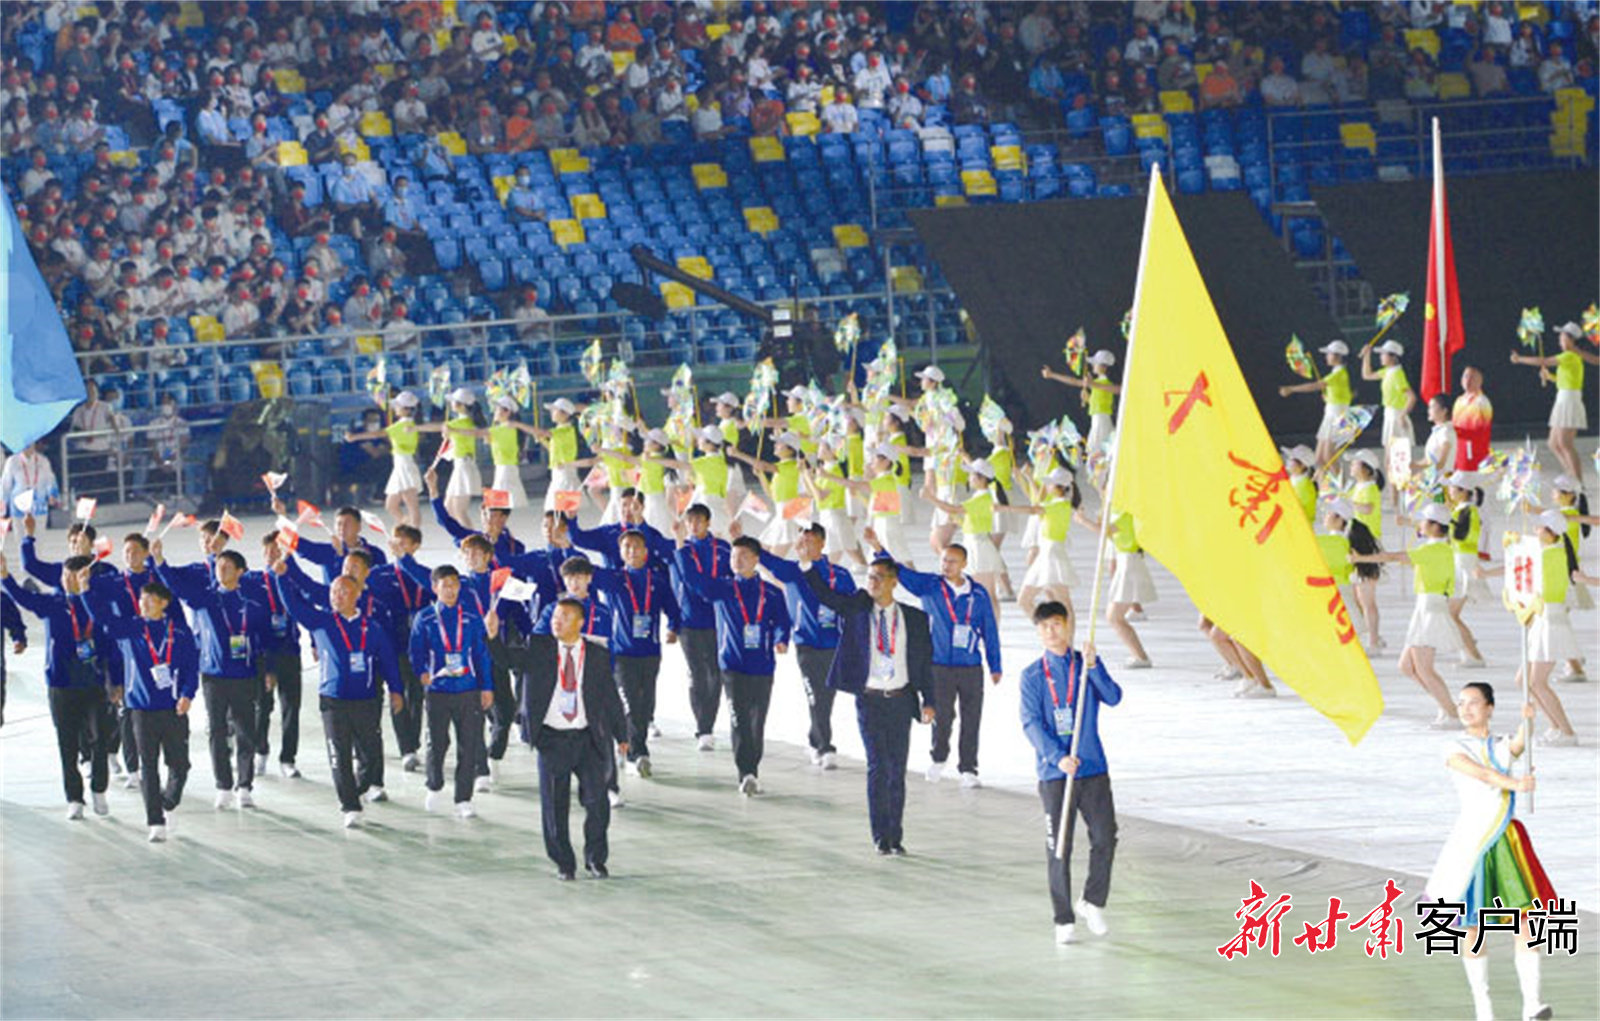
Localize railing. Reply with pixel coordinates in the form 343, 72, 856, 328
58, 417, 226, 513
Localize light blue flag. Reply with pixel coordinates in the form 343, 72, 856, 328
2, 190, 85, 453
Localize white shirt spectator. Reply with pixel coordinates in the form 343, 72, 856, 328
1124, 33, 1160, 65
656, 84, 688, 121
853, 62, 893, 109
1, 447, 57, 514
1260, 70, 1302, 106
889, 89, 925, 125
51, 236, 87, 272
222, 295, 261, 338
393, 96, 429, 133
20, 165, 54, 198
823, 98, 859, 133
786, 77, 823, 112
71, 398, 117, 454
471, 27, 505, 64
1538, 52, 1575, 92
1483, 9, 1513, 46
691, 101, 724, 139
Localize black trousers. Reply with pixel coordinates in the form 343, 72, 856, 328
796, 645, 839, 754
1039, 773, 1118, 925
723, 670, 774, 779
132, 709, 190, 826
391, 657, 425, 757
484, 656, 516, 767
256, 648, 303, 764
50, 686, 108, 803
679, 627, 722, 737
857, 691, 913, 848
613, 654, 660, 762
425, 688, 484, 803
320, 696, 385, 813
536, 728, 611, 873
202, 675, 258, 791
931, 664, 985, 774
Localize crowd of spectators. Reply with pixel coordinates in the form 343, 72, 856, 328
1, 0, 1595, 395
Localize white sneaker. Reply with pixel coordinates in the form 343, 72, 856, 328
364, 786, 388, 803
635, 756, 653, 779
254, 753, 268, 774
648, 722, 662, 738
738, 775, 762, 796
214, 790, 233, 810
697, 734, 715, 752
1076, 899, 1109, 936
401, 752, 421, 772
1127, 609, 1147, 622
1431, 709, 1462, 730
1054, 923, 1076, 945
608, 790, 625, 809
1213, 666, 1242, 681
148, 825, 167, 843
1523, 1002, 1553, 1020
235, 788, 255, 809
279, 761, 301, 779
1233, 679, 1277, 699
92, 792, 109, 816
123, 771, 142, 790
820, 751, 838, 771
66, 801, 85, 821
1557, 670, 1588, 684
959, 771, 982, 789
341, 811, 362, 829
1459, 655, 1487, 669
808, 747, 824, 766
455, 801, 477, 819
424, 790, 441, 813
488, 760, 501, 785
1542, 729, 1578, 747
925, 761, 945, 784
474, 776, 492, 793
1123, 657, 1152, 670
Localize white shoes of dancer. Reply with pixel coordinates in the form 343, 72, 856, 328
697, 734, 715, 752
925, 761, 945, 784
342, 811, 362, 829
1054, 923, 1075, 945
92, 792, 109, 816
738, 775, 762, 796
1075, 899, 1109, 936
66, 801, 85, 821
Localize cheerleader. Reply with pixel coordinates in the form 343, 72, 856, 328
486, 396, 539, 510
982, 424, 1019, 600
923, 445, 965, 557
1523, 474, 1596, 681
728, 431, 804, 556
599, 429, 675, 535
1362, 339, 1415, 454
677, 427, 735, 536
1510, 322, 1597, 483
804, 436, 864, 566
1105, 511, 1154, 668
1348, 450, 1387, 650
1283, 445, 1317, 522
1014, 469, 1097, 618
829, 444, 916, 565
1444, 472, 1488, 667
920, 459, 1021, 621
1417, 394, 1457, 475
1314, 498, 1369, 648
1350, 503, 1461, 727
710, 392, 748, 521
342, 390, 423, 529
1041, 352, 1120, 459
1424, 682, 1554, 1021
594, 421, 635, 524
526, 397, 589, 516
877, 405, 916, 523
1277, 339, 1352, 467
841, 409, 868, 526
417, 388, 484, 525
1199, 618, 1276, 699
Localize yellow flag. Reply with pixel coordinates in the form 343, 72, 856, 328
1111, 174, 1383, 742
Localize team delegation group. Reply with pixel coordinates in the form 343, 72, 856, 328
0, 347, 1592, 957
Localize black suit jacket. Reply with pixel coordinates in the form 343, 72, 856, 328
491, 634, 626, 752
804, 566, 935, 722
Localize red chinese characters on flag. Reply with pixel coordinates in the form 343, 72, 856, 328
1225, 451, 1289, 545
1164, 372, 1212, 435
1305, 575, 1358, 645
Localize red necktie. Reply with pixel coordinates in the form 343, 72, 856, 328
560, 648, 578, 721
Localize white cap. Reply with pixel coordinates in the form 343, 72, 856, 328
775, 431, 802, 449
1326, 497, 1354, 522
915, 365, 945, 383
874, 443, 900, 462
1558, 321, 1583, 339
1088, 349, 1116, 368
1377, 340, 1404, 357
784, 385, 808, 400
544, 397, 576, 415
1419, 502, 1452, 526
1351, 449, 1382, 470
699, 425, 725, 444
450, 386, 476, 404
1043, 468, 1073, 487
993, 417, 1013, 434
847, 407, 867, 425
1284, 445, 1315, 466
887, 404, 912, 421
392, 390, 420, 408
715, 391, 740, 407
645, 428, 670, 447
1539, 510, 1569, 535
1552, 474, 1580, 493
968, 458, 995, 479
1318, 340, 1349, 355
495, 395, 519, 413
1445, 470, 1475, 490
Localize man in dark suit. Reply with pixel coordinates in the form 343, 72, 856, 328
487, 598, 627, 880
805, 556, 936, 855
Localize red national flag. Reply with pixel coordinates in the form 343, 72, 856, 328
93, 536, 113, 560
75, 496, 98, 521
274, 517, 301, 552
296, 500, 325, 530
490, 566, 513, 593
145, 503, 166, 537
219, 510, 246, 541
482, 488, 512, 511
360, 510, 388, 535
1422, 118, 1464, 402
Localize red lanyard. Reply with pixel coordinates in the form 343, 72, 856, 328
333, 613, 368, 653
584, 599, 597, 635
263, 573, 279, 614
1044, 653, 1078, 708
733, 577, 765, 626
123, 574, 140, 614
219, 589, 248, 636
437, 604, 464, 653
875, 606, 898, 656
939, 579, 974, 627
67, 595, 94, 642
395, 564, 415, 611
143, 619, 174, 666
623, 569, 651, 614
687, 539, 719, 577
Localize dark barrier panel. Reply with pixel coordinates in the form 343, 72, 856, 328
1314, 172, 1598, 434
909, 192, 1342, 443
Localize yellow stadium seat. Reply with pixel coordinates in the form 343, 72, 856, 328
359, 111, 393, 137
960, 169, 997, 196
692, 163, 728, 188
934, 194, 967, 208
570, 193, 607, 219
438, 132, 466, 156
551, 149, 591, 174
990, 144, 1026, 171
550, 219, 587, 246
832, 224, 869, 248
1159, 90, 1195, 113
1131, 113, 1169, 141
176, 2, 204, 28
749, 137, 785, 162
742, 207, 780, 234
1339, 122, 1376, 153
250, 362, 285, 399
891, 266, 924, 292
276, 141, 308, 167
273, 68, 306, 94
1436, 73, 1471, 100
676, 256, 714, 280
660, 281, 696, 309
355, 335, 384, 355
189, 315, 225, 342
1194, 62, 1214, 84
705, 23, 730, 40
786, 111, 821, 137
1404, 29, 1440, 57
609, 51, 634, 76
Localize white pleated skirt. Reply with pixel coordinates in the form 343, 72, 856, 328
543, 465, 580, 514
1403, 592, 1460, 652
1316, 402, 1348, 443
1022, 537, 1078, 590
599, 487, 622, 525
1086, 413, 1113, 458
1549, 389, 1587, 430
491, 464, 529, 508
643, 491, 673, 534
962, 530, 1001, 574
689, 487, 729, 535
871, 514, 913, 564
932, 481, 961, 528
1528, 603, 1580, 662
821, 508, 857, 558
385, 453, 422, 495
1452, 552, 1491, 604
1108, 550, 1157, 605
1337, 581, 1366, 637
759, 514, 801, 548
445, 455, 482, 498
1381, 406, 1415, 450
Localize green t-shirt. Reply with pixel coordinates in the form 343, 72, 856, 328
889, 433, 911, 487
1087, 379, 1115, 416
816, 462, 847, 511
787, 413, 816, 455
1291, 474, 1316, 522
846, 433, 865, 478
603, 453, 630, 487
446, 416, 477, 459
1408, 540, 1454, 596
1555, 350, 1583, 391
1110, 511, 1140, 554
1041, 498, 1073, 543
1381, 365, 1409, 410
1541, 542, 1570, 606
637, 459, 667, 496
489, 423, 519, 467
1317, 532, 1353, 585
1450, 504, 1481, 557
719, 418, 740, 447
547, 423, 577, 467
692, 453, 729, 498
1323, 364, 1351, 406
1352, 480, 1382, 540
988, 446, 1014, 491
385, 418, 419, 457
963, 489, 995, 535
771, 459, 801, 502
869, 472, 901, 516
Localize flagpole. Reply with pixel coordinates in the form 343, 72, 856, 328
1055, 164, 1161, 861
1431, 117, 1448, 398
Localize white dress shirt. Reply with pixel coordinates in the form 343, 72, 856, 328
544, 640, 589, 730
866, 602, 910, 692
